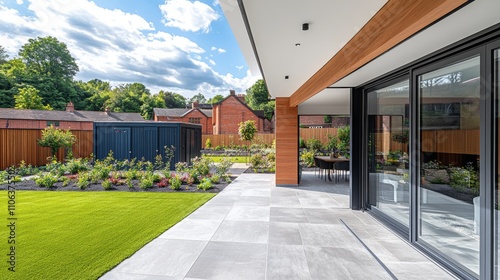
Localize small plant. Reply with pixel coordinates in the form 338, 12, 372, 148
449, 163, 479, 194
215, 157, 232, 176
157, 177, 169, 188
197, 177, 213, 191
205, 138, 212, 149
61, 176, 71, 187
37, 125, 77, 158
154, 154, 164, 170
300, 149, 315, 167
126, 176, 134, 189
190, 157, 212, 177
175, 162, 189, 173
65, 158, 90, 174
102, 179, 113, 190
35, 173, 60, 188
170, 175, 182, 190
250, 153, 265, 172
16, 160, 39, 176
125, 169, 139, 180
306, 138, 322, 151
77, 172, 91, 190
138, 172, 154, 189
144, 161, 154, 172
210, 174, 221, 184
299, 138, 305, 149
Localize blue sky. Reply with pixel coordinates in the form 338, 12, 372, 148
0, 0, 259, 98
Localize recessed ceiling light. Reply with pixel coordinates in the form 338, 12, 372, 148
285, 76, 289, 79
302, 23, 309, 31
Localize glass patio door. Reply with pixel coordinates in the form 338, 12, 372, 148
417, 55, 481, 276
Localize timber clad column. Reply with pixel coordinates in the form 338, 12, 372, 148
275, 97, 299, 186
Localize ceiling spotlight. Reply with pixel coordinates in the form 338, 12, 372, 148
295, 43, 301, 46
285, 76, 289, 79
302, 23, 309, 31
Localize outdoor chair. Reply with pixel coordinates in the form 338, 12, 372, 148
335, 161, 350, 182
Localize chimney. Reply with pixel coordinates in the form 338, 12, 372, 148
229, 89, 235, 96
104, 107, 110, 114
66, 101, 75, 112
237, 94, 246, 103
192, 101, 199, 109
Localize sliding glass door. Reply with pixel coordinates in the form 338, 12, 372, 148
417, 55, 481, 276
494, 47, 500, 279
367, 79, 410, 227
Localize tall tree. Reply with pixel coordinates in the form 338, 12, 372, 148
245, 79, 269, 109
14, 85, 52, 110
189, 93, 206, 104
79, 79, 113, 111
19, 36, 78, 80
159, 90, 187, 108
141, 94, 166, 120
106, 83, 150, 113
207, 94, 224, 104
0, 46, 8, 64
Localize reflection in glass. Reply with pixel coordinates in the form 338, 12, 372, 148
367, 80, 410, 227
494, 48, 499, 279
419, 56, 480, 276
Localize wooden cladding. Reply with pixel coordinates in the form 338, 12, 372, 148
289, 0, 468, 107
0, 129, 93, 170
275, 98, 299, 185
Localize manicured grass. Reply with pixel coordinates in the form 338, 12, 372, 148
0, 191, 215, 280
205, 155, 248, 163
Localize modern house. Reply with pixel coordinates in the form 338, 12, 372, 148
154, 90, 273, 135
153, 102, 213, 134
0, 102, 144, 130
220, 0, 500, 278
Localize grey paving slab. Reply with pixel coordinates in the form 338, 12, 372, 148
233, 195, 270, 206
303, 208, 342, 224
157, 219, 221, 241
268, 222, 303, 245
211, 220, 269, 244
109, 239, 207, 277
270, 207, 308, 223
225, 205, 270, 221
270, 195, 303, 208
240, 188, 271, 197
100, 272, 180, 280
266, 244, 310, 280
185, 205, 232, 221
299, 223, 359, 247
186, 241, 267, 280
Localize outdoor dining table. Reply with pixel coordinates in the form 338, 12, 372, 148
314, 156, 349, 182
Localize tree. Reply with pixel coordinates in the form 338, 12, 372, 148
37, 125, 76, 158
14, 85, 52, 110
189, 93, 206, 104
207, 94, 224, 104
0, 46, 8, 64
19, 36, 78, 80
105, 83, 150, 113
80, 79, 113, 111
245, 79, 269, 109
159, 91, 187, 108
140, 94, 166, 120
323, 115, 332, 124
238, 120, 257, 143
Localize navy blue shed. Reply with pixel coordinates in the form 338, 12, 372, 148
93, 122, 202, 169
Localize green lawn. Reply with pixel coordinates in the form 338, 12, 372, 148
204, 155, 248, 163
1, 191, 215, 280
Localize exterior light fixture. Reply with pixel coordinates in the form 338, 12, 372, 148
302, 23, 309, 31
295, 43, 301, 46
285, 76, 289, 79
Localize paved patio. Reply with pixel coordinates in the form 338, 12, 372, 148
101, 170, 456, 280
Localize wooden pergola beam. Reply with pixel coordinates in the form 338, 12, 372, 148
289, 0, 468, 107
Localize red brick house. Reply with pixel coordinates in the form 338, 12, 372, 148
153, 102, 213, 134
0, 102, 144, 130
212, 90, 272, 134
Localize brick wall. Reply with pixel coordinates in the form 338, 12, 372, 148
0, 119, 93, 130
300, 116, 327, 126
214, 95, 265, 134
155, 110, 212, 134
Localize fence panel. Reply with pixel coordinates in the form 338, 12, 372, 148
0, 129, 93, 170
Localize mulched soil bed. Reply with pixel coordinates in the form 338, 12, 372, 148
0, 177, 236, 193
422, 183, 477, 204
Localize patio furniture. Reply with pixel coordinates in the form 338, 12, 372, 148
315, 156, 349, 182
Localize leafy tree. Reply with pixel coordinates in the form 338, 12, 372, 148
0, 72, 15, 107
19, 36, 78, 80
260, 100, 275, 121
79, 79, 113, 111
14, 85, 52, 110
238, 120, 258, 143
0, 58, 27, 80
207, 94, 224, 104
323, 115, 332, 123
37, 125, 76, 158
245, 79, 269, 109
141, 94, 166, 120
189, 93, 206, 104
106, 83, 150, 113
0, 46, 8, 64
159, 91, 187, 108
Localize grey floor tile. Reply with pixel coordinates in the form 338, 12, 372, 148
204, 195, 238, 206
298, 196, 339, 208
158, 219, 222, 241
303, 208, 342, 224
241, 188, 271, 197
270, 207, 308, 223
211, 220, 269, 244
225, 205, 270, 221
384, 262, 456, 280
114, 239, 207, 277
304, 246, 391, 280
267, 244, 310, 280
298, 223, 359, 247
270, 195, 303, 208
186, 205, 232, 221
268, 222, 303, 245
100, 271, 179, 279
234, 195, 270, 206
186, 241, 267, 280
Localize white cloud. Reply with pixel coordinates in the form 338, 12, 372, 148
16, 0, 23, 4
236, 65, 244, 70
160, 0, 219, 33
210, 46, 226, 53
0, 0, 254, 98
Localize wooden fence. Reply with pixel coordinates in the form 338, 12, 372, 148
0, 129, 93, 170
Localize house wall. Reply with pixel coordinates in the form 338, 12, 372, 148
0, 119, 93, 130
213, 95, 266, 134
155, 110, 212, 134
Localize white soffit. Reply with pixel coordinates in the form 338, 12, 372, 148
298, 88, 350, 115
334, 0, 500, 87
220, 0, 387, 98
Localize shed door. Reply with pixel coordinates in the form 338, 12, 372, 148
112, 127, 130, 161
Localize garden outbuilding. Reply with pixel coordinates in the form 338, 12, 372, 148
93, 122, 201, 169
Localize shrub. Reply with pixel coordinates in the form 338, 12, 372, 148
35, 173, 60, 188
175, 162, 188, 173
306, 138, 322, 151
449, 163, 479, 194
190, 157, 212, 177
170, 175, 182, 190
139, 172, 155, 189
210, 174, 221, 184
125, 169, 139, 180
90, 163, 112, 183
300, 149, 316, 167
214, 145, 223, 151
46, 160, 67, 176
61, 176, 71, 187
77, 172, 91, 190
126, 176, 134, 189
299, 138, 305, 149
197, 177, 213, 191
215, 158, 232, 176
37, 125, 76, 157
157, 178, 169, 188
65, 158, 89, 174
325, 134, 339, 151
337, 125, 350, 154
102, 179, 113, 190
250, 153, 265, 172
205, 138, 212, 149
154, 154, 164, 170
16, 160, 39, 176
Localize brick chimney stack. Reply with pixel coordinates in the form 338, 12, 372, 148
192, 101, 199, 109
104, 107, 110, 114
66, 101, 75, 112
229, 89, 236, 96
237, 94, 246, 103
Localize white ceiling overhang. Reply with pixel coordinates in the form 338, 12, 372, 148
219, 0, 500, 115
